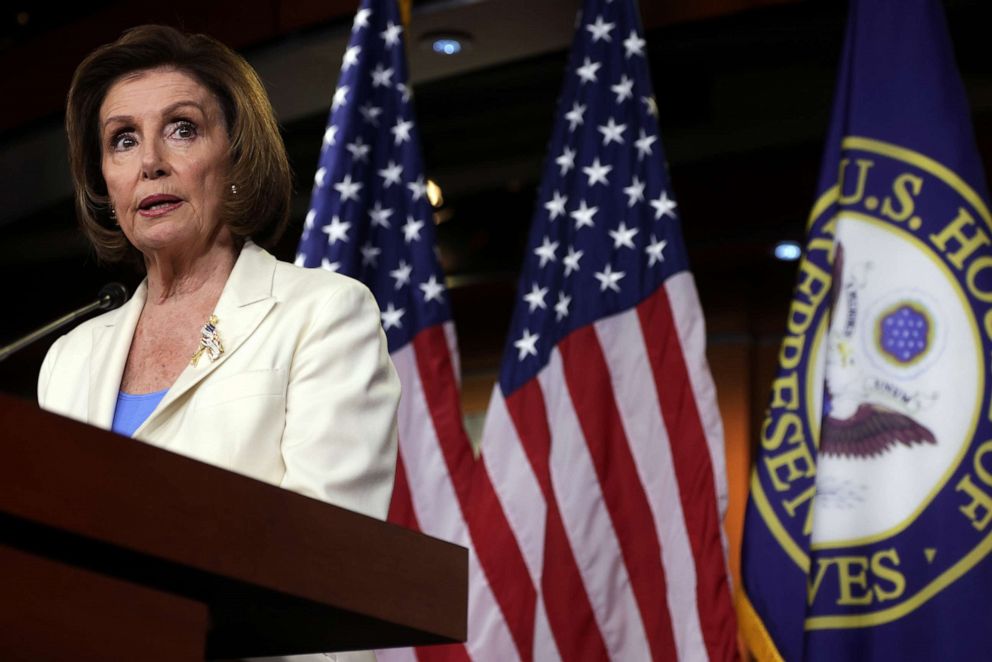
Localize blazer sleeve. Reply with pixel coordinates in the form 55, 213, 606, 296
279, 280, 400, 520
37, 335, 65, 410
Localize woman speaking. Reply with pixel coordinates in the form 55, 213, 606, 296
38, 24, 399, 549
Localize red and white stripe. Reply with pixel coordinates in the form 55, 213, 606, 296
471, 274, 737, 661
379, 276, 734, 661
381, 322, 529, 662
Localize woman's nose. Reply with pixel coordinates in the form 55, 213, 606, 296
141, 140, 170, 180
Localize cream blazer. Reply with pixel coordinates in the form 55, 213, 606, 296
39, 240, 399, 517
38, 242, 399, 662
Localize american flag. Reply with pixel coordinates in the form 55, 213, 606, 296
467, 0, 739, 659
299, 0, 738, 659
296, 3, 479, 660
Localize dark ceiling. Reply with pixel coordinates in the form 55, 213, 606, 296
2, 0, 991, 400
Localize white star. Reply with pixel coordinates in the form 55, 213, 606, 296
347, 137, 370, 163
623, 176, 645, 207
368, 202, 393, 228
611, 75, 634, 103
556, 147, 576, 176
642, 95, 659, 118
381, 302, 405, 330
563, 246, 584, 276
586, 15, 615, 42
332, 85, 349, 110
323, 125, 338, 148
378, 160, 404, 188
361, 242, 381, 267
294, 253, 306, 267
420, 275, 445, 303
371, 64, 394, 88
635, 129, 657, 160
514, 329, 539, 361
597, 117, 627, 146
333, 174, 362, 202
402, 215, 425, 242
391, 118, 414, 145
570, 200, 598, 229
595, 264, 625, 292
304, 209, 316, 233
646, 235, 667, 266
359, 103, 382, 126
390, 260, 412, 289
576, 57, 601, 85
321, 257, 340, 272
314, 166, 327, 188
322, 215, 350, 244
583, 158, 612, 187
534, 237, 559, 267
397, 82, 412, 102
408, 176, 427, 202
623, 30, 646, 58
555, 292, 572, 321
341, 45, 361, 71
544, 190, 567, 220
609, 221, 639, 249
565, 102, 586, 131
381, 21, 403, 47
352, 7, 371, 31
650, 191, 678, 220
523, 283, 549, 312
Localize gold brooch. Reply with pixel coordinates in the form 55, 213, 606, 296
191, 315, 224, 366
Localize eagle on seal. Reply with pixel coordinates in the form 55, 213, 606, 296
819, 242, 937, 459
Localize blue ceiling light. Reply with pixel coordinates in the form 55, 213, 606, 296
421, 31, 472, 56
432, 38, 462, 55
773, 240, 802, 261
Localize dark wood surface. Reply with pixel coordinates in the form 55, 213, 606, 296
0, 394, 467, 658
0, 543, 209, 662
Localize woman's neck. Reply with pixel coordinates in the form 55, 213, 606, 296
143, 238, 239, 306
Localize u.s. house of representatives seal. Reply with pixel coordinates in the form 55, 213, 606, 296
750, 136, 992, 629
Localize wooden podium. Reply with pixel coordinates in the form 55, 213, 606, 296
0, 394, 467, 660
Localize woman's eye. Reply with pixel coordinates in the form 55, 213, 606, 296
110, 132, 136, 151
172, 120, 197, 140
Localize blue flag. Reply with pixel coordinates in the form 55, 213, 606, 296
741, 1, 992, 660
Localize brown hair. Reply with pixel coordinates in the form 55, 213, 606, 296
65, 24, 292, 263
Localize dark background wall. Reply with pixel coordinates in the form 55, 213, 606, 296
2, 0, 991, 606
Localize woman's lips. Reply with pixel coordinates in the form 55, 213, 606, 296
138, 195, 183, 218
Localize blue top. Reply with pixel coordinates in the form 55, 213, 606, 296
111, 389, 168, 437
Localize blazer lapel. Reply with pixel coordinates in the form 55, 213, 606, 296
88, 282, 147, 429
136, 242, 277, 435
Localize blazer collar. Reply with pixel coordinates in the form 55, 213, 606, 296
88, 280, 146, 428
88, 241, 278, 432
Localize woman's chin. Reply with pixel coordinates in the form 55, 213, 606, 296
131, 229, 200, 259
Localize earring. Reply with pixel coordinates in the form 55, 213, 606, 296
231, 184, 238, 196
109, 205, 117, 224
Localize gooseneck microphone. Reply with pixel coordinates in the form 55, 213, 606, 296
0, 283, 128, 362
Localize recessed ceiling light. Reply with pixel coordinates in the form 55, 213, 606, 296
433, 38, 462, 55
773, 240, 802, 261
420, 31, 472, 56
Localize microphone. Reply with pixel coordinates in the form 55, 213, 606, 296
0, 283, 129, 362
97, 282, 128, 311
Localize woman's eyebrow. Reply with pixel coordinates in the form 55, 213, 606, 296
102, 100, 206, 131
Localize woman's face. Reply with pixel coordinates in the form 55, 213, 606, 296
99, 67, 231, 259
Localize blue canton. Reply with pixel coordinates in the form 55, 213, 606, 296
499, 0, 690, 395
296, 0, 450, 353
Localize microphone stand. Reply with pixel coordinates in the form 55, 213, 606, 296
0, 284, 128, 363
